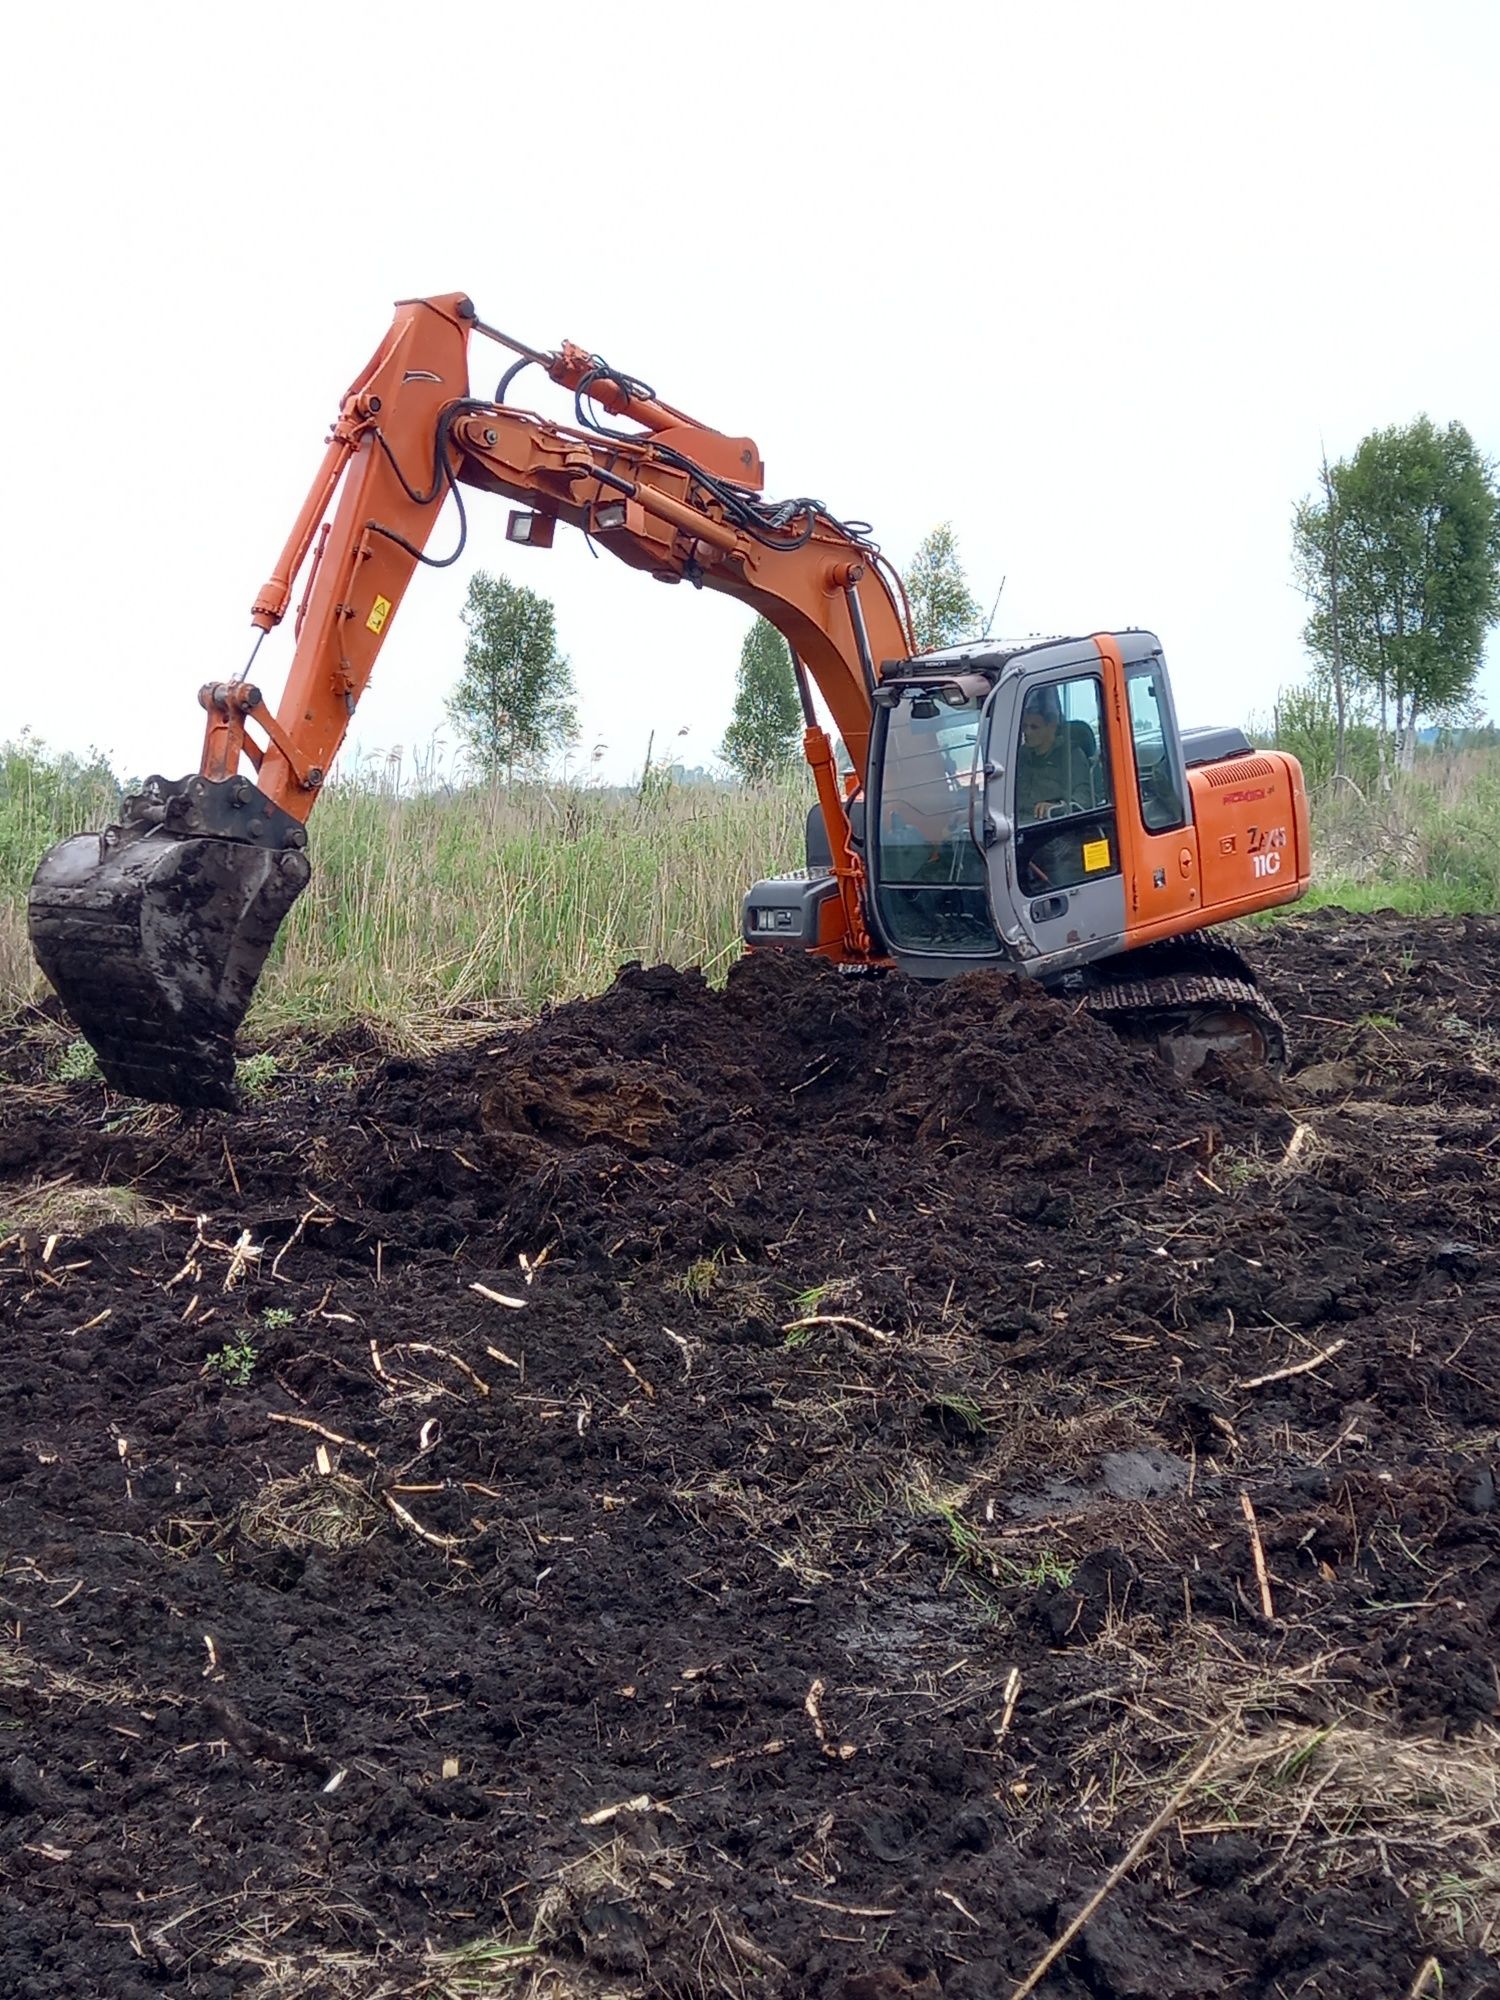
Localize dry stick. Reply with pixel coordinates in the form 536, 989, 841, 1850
993, 1668, 1023, 1746
266, 1411, 377, 1459
64, 1308, 112, 1337
708, 1737, 787, 1770
1007, 1737, 1225, 2000
603, 1340, 656, 1399
789, 1894, 898, 1919
380, 1490, 463, 1551
1236, 1338, 1347, 1391
403, 1342, 491, 1398
470, 1282, 527, 1310
1405, 1957, 1444, 2000
1240, 1490, 1276, 1619
270, 1201, 332, 1282
780, 1313, 894, 1345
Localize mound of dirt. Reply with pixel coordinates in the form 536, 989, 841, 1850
1, 912, 1498, 1998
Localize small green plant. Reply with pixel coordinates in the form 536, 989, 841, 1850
1215, 1147, 1276, 1190
794, 1281, 837, 1312
260, 1306, 296, 1330
203, 1335, 257, 1387
1272, 1724, 1337, 1785
235, 1052, 281, 1098
675, 1252, 723, 1304
1004, 1549, 1076, 1589
929, 1391, 988, 1437
54, 1038, 101, 1084
1359, 1011, 1400, 1030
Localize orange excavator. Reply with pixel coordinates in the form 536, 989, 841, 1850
28, 292, 1310, 1109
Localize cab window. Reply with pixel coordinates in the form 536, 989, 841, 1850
1127, 668, 1187, 831
872, 686, 994, 955
1012, 676, 1119, 894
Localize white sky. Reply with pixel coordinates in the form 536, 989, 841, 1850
4, 0, 1497, 786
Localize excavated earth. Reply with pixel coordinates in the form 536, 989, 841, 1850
1, 910, 1498, 1999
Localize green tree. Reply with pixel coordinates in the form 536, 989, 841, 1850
446, 570, 578, 781
721, 618, 803, 782
1294, 419, 1500, 774
906, 522, 983, 651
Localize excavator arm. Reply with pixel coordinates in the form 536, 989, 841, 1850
28, 292, 914, 1109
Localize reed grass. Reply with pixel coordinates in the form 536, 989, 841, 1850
5, 733, 1500, 1034
0, 743, 811, 1031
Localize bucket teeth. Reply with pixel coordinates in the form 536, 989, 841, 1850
27, 776, 311, 1110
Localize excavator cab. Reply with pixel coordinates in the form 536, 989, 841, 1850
749, 629, 1307, 1070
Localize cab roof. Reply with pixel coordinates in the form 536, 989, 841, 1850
886, 630, 1160, 680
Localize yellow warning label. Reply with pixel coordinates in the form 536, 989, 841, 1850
366, 594, 392, 635
1082, 837, 1112, 873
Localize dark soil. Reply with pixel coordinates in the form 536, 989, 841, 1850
2, 911, 1498, 1999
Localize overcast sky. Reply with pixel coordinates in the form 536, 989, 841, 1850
4, 1, 1497, 786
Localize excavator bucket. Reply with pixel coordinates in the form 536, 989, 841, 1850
27, 776, 311, 1111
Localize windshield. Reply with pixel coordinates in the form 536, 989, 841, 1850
873, 688, 997, 956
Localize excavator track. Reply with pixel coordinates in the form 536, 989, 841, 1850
1074, 937, 1287, 1079
28, 776, 311, 1111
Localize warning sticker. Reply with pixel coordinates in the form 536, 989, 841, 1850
1082, 838, 1112, 873
366, 595, 392, 635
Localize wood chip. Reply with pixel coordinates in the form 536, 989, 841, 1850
581, 1793, 656, 1826
803, 1676, 856, 1760
708, 1737, 787, 1769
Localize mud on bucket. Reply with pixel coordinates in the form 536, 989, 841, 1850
27, 776, 311, 1111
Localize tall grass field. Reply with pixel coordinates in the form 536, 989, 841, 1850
0, 741, 811, 1033
4, 734, 1499, 1035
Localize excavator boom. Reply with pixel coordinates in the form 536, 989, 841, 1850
28, 293, 913, 1107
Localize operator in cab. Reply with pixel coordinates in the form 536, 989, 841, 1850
1016, 687, 1077, 820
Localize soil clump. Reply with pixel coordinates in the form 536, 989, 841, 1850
1, 910, 1498, 1997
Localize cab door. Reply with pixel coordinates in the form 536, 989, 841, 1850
1104, 633, 1203, 937
981, 663, 1127, 969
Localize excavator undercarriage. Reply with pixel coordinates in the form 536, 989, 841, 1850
1073, 936, 1287, 1078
